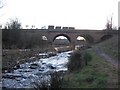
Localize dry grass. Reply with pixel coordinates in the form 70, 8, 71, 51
2, 49, 38, 71
2, 47, 55, 72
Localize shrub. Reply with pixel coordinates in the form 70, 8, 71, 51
68, 50, 83, 72
67, 50, 92, 72
83, 52, 92, 65
50, 72, 62, 89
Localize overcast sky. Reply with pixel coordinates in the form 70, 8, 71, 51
0, 0, 119, 29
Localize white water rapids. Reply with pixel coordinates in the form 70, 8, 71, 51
2, 51, 73, 89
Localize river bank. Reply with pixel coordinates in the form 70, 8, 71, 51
62, 48, 118, 88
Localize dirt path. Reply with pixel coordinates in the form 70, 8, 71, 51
93, 47, 118, 69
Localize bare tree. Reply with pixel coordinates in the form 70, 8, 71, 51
0, 0, 5, 9
25, 25, 29, 29
31, 25, 35, 29
106, 21, 111, 30
106, 16, 113, 30
41, 26, 46, 29
5, 18, 22, 29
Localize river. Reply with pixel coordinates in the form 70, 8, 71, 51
2, 50, 73, 89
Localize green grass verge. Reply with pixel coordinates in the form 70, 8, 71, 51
96, 35, 119, 60
62, 49, 118, 88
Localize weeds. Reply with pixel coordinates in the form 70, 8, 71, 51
82, 51, 92, 65
50, 72, 63, 89
34, 80, 49, 90
33, 71, 63, 90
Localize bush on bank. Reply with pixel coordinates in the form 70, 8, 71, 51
68, 50, 92, 72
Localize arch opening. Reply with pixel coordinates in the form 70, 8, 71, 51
77, 36, 86, 41
83, 34, 94, 43
76, 36, 86, 47
53, 34, 71, 46
42, 36, 48, 40
41, 35, 49, 46
75, 35, 94, 50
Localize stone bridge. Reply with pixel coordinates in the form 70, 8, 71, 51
17, 29, 118, 45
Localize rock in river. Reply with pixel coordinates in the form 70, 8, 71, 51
47, 64, 56, 69
2, 73, 22, 79
29, 63, 39, 69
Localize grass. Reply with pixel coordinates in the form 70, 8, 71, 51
62, 49, 118, 88
96, 35, 119, 60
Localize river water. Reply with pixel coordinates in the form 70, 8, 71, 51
2, 50, 73, 89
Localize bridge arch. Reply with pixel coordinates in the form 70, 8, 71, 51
75, 36, 86, 45
76, 36, 86, 41
82, 34, 94, 43
75, 34, 94, 44
53, 34, 71, 43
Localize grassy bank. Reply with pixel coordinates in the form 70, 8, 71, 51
96, 35, 119, 60
62, 49, 118, 88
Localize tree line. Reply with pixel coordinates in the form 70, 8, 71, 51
2, 29, 49, 49
2, 18, 49, 49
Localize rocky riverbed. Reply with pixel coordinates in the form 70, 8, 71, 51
2, 50, 73, 89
